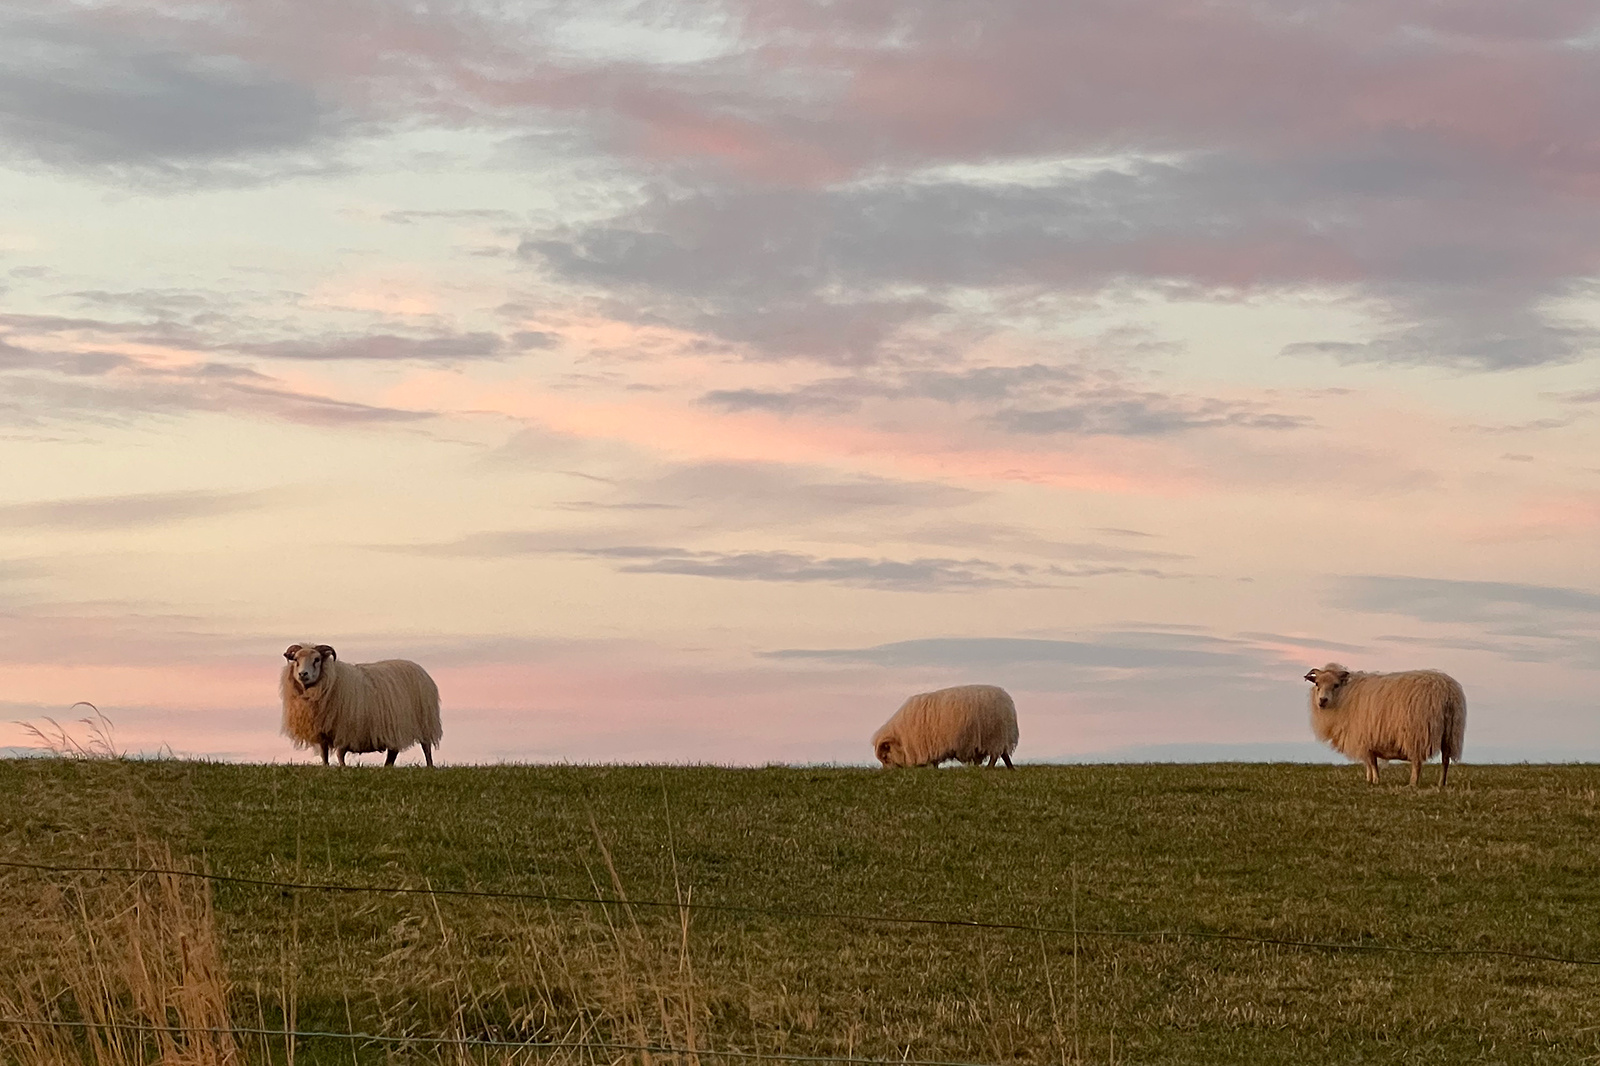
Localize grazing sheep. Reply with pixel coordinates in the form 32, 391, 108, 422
1303, 663, 1465, 787
872, 684, 1019, 768
280, 643, 442, 767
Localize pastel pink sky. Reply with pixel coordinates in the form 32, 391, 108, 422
2, 0, 1598, 764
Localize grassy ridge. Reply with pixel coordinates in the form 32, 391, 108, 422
3, 759, 1600, 1064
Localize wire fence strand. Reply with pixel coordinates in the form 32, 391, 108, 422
0, 1017, 989, 1066
4, 856, 1598, 968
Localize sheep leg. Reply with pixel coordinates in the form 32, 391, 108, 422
384, 749, 398, 767
1364, 756, 1379, 784
986, 754, 998, 767
1409, 759, 1421, 787
422, 743, 434, 768
337, 748, 348, 767
1002, 753, 1014, 769
318, 740, 330, 766
1439, 752, 1451, 789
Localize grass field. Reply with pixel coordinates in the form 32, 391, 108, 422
3, 758, 1600, 1065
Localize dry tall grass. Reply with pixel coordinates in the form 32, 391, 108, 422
14, 705, 123, 761
3, 845, 238, 1066
3, 827, 715, 1066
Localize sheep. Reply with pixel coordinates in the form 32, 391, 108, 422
1303, 663, 1465, 787
280, 643, 442, 767
872, 684, 1019, 768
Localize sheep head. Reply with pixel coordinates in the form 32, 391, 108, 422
1303, 663, 1351, 709
874, 735, 900, 767
285, 643, 338, 688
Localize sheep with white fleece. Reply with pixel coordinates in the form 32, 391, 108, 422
280, 643, 442, 767
1303, 663, 1465, 787
872, 684, 1019, 768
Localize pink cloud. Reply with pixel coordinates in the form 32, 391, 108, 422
392, 369, 1201, 495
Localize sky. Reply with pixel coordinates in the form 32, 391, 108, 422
1, 0, 1598, 765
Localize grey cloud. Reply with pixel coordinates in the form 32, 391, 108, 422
990, 396, 1308, 436
527, 133, 1600, 368
381, 530, 1157, 589
0, 490, 272, 530
391, 534, 1057, 590
510, 330, 559, 350
699, 363, 1307, 437
767, 631, 1288, 672
0, 16, 344, 180
699, 364, 1089, 415
1334, 575, 1600, 668
1337, 575, 1600, 624
1282, 306, 1600, 372
0, 361, 431, 429
1234, 632, 1369, 656
700, 387, 859, 416
512, 459, 985, 529
903, 522, 1187, 564
381, 209, 522, 225
606, 549, 1036, 590
238, 332, 506, 362
632, 461, 981, 517
1, 309, 439, 427
0, 310, 205, 350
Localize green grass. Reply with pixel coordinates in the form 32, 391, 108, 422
4, 759, 1600, 1064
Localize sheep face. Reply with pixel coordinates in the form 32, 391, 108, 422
874, 736, 901, 767
284, 644, 338, 688
1304, 663, 1350, 710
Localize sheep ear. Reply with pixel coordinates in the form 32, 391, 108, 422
1302, 669, 1318, 683
1332, 667, 1350, 683
284, 644, 302, 661
316, 644, 337, 661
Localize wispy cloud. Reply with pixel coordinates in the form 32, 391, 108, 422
699, 364, 1309, 437
0, 489, 273, 530
237, 331, 507, 362
385, 535, 1109, 590
1335, 575, 1600, 668
1338, 575, 1600, 624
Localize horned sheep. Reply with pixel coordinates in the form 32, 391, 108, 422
280, 643, 442, 767
872, 684, 1019, 768
1303, 663, 1465, 787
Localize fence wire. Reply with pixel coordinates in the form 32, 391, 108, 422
0, 1017, 989, 1066
3, 856, 1597, 968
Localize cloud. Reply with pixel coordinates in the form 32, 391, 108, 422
389, 534, 1087, 590
1337, 575, 1600, 624
767, 631, 1283, 671
1335, 575, 1600, 668
381, 208, 522, 225
698, 363, 1309, 437
616, 461, 982, 519
510, 330, 559, 350
0, 13, 345, 181
0, 490, 272, 530
600, 548, 1047, 590
530, 153, 1600, 367
237, 332, 507, 362
15, 2, 1597, 364
988, 395, 1308, 436
0, 355, 432, 429
485, 2, 1600, 369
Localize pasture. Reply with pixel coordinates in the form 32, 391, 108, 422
3, 758, 1599, 1064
